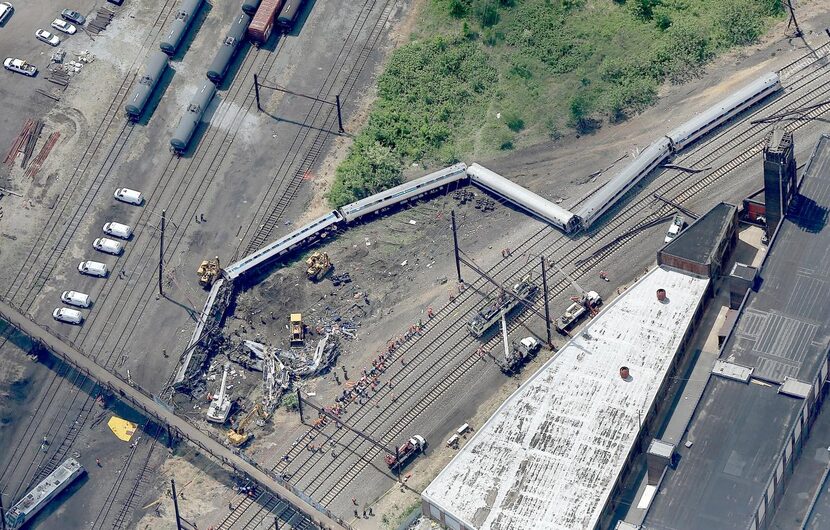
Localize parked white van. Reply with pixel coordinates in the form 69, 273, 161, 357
93, 237, 123, 255
114, 188, 144, 205
103, 221, 132, 239
78, 260, 108, 277
61, 290, 91, 308
53, 307, 83, 324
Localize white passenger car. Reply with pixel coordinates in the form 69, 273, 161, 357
93, 237, 123, 255
50, 18, 76, 34
103, 221, 132, 239
61, 290, 91, 308
4, 58, 36, 76
113, 188, 144, 205
0, 3, 13, 25
664, 215, 686, 244
35, 29, 60, 46
53, 307, 83, 324
78, 260, 108, 277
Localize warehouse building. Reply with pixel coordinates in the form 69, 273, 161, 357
421, 264, 712, 530
639, 133, 830, 530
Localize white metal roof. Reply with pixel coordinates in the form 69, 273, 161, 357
422, 266, 710, 530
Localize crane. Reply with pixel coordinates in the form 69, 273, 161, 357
206, 363, 232, 424
227, 404, 269, 447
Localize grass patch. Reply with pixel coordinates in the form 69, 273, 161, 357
329, 0, 784, 207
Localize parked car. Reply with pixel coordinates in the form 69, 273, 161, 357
0, 2, 13, 24
93, 237, 123, 255
61, 9, 85, 25
113, 188, 144, 205
53, 307, 84, 324
3, 57, 36, 76
35, 29, 61, 46
50, 18, 76, 34
61, 290, 91, 308
78, 260, 108, 277
103, 221, 132, 239
664, 215, 686, 244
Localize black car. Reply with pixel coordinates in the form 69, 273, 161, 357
61, 9, 85, 25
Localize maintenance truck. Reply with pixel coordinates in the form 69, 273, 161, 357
386, 435, 426, 472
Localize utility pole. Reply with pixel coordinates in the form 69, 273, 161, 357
335, 94, 344, 133
170, 479, 183, 530
296, 387, 303, 424
540, 257, 553, 348
158, 209, 165, 297
274, 516, 280, 529
451, 210, 462, 283
786, 0, 803, 38
254, 73, 262, 111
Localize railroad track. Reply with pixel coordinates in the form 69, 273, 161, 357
240, 0, 401, 256
256, 47, 830, 513
0, 0, 179, 509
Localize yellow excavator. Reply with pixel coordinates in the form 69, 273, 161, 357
227, 404, 270, 447
306, 252, 332, 281
197, 256, 221, 288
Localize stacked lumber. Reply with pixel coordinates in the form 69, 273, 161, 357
25, 132, 61, 179
88, 5, 116, 34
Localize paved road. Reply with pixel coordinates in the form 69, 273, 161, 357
0, 297, 348, 530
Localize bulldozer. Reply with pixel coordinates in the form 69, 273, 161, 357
197, 256, 221, 288
305, 251, 332, 281
290, 313, 305, 346
227, 404, 270, 447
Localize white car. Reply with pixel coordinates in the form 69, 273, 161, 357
61, 290, 91, 308
114, 188, 144, 205
93, 237, 123, 255
664, 215, 686, 244
53, 307, 83, 324
103, 221, 132, 239
0, 2, 13, 24
4, 58, 36, 76
78, 260, 108, 277
50, 18, 76, 35
35, 29, 61, 46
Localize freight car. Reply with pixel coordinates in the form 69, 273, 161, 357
276, 0, 306, 30
124, 51, 168, 120
207, 12, 251, 83
467, 163, 579, 233
339, 163, 468, 223
170, 81, 216, 153
242, 0, 261, 16
160, 0, 204, 55
223, 210, 343, 279
248, 0, 283, 44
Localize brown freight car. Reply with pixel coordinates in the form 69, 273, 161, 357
248, 0, 284, 44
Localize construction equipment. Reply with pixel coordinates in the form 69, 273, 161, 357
197, 256, 220, 288
548, 259, 602, 333
468, 274, 538, 337
305, 251, 332, 281
206, 363, 232, 424
385, 435, 426, 472
502, 336, 542, 374
290, 313, 304, 346
226, 404, 269, 447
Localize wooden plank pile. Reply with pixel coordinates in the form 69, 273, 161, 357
25, 132, 61, 179
88, 5, 116, 34
3, 119, 44, 168
46, 67, 71, 87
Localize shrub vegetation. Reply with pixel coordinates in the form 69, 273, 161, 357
329, 0, 784, 207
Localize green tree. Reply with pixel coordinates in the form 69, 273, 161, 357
716, 1, 763, 46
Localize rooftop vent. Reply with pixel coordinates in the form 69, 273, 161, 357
620, 366, 630, 380
656, 288, 667, 301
